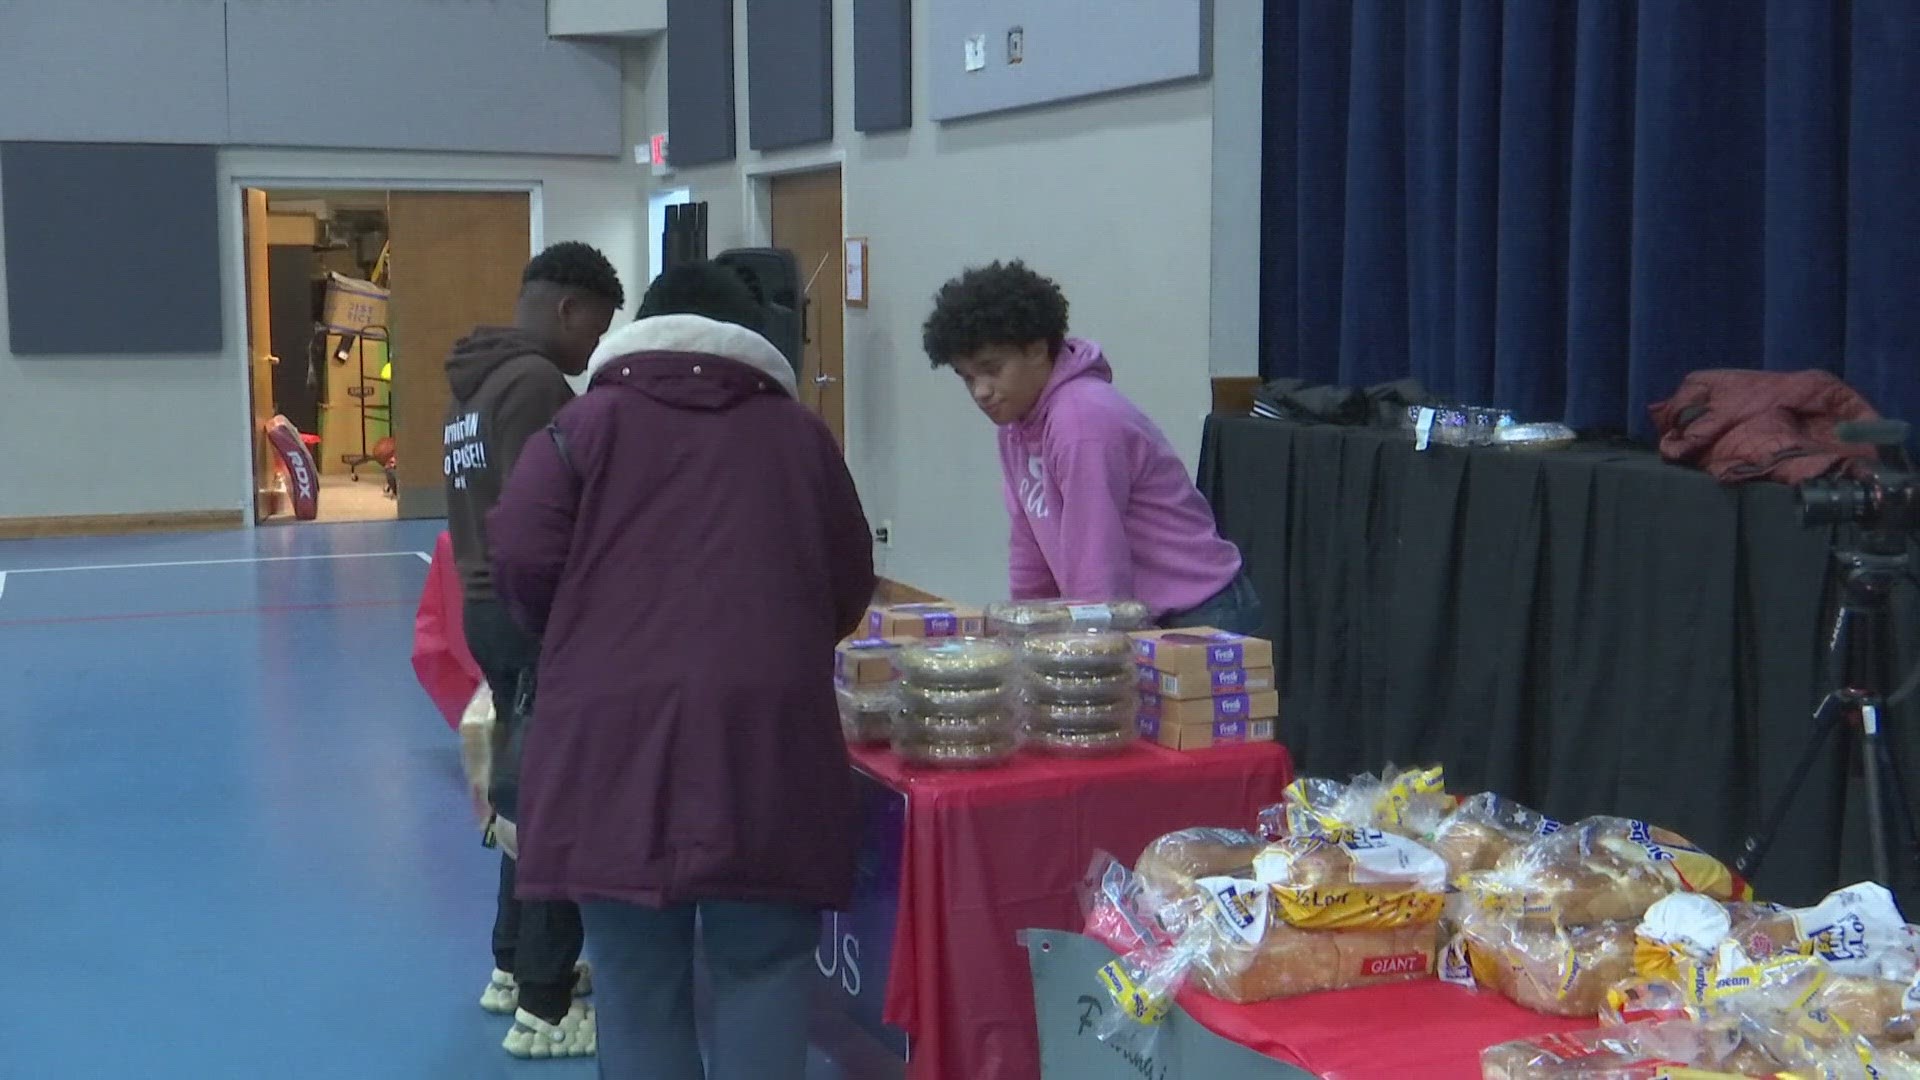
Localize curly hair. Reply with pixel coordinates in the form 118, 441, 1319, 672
636, 261, 767, 334
524, 241, 626, 309
922, 260, 1070, 367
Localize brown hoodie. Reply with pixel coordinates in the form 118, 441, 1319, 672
442, 327, 575, 602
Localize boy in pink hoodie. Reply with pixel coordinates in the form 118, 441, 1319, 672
923, 261, 1263, 633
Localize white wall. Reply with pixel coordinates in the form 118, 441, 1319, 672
0, 148, 643, 520
646, 0, 1256, 604
1209, 0, 1264, 378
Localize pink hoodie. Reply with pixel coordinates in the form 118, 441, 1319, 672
998, 338, 1242, 617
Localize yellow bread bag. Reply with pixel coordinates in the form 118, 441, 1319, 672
1253, 830, 1450, 930
1185, 875, 1438, 1004
1265, 764, 1454, 840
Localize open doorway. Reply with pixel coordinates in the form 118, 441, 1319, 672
240, 186, 532, 525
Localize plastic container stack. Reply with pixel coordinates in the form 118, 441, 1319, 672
834, 639, 901, 746
892, 638, 1020, 768
1017, 629, 1139, 756
984, 598, 1154, 639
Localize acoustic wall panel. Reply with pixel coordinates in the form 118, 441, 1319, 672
225, 0, 622, 157
853, 0, 913, 132
668, 0, 738, 167
928, 0, 1210, 122
747, 0, 834, 150
2, 143, 223, 355
0, 0, 228, 143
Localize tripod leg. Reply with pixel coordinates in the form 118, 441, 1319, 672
1861, 705, 1893, 886
1737, 694, 1847, 879
1863, 708, 1918, 894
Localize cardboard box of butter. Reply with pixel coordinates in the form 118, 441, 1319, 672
1139, 688, 1280, 730
835, 638, 905, 688
1137, 710, 1277, 750
1129, 628, 1275, 699
865, 602, 986, 639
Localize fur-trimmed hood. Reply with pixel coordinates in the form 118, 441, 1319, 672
584, 314, 797, 398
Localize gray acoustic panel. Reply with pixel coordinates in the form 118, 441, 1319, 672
669, 0, 738, 166
2, 143, 223, 355
853, 0, 913, 132
225, 0, 622, 157
0, 0, 228, 143
747, 0, 834, 150
929, 0, 1210, 122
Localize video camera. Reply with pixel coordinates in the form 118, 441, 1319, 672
1800, 421, 1920, 532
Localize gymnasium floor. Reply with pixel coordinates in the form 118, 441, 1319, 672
0, 521, 592, 1078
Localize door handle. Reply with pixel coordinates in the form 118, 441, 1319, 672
814, 374, 839, 387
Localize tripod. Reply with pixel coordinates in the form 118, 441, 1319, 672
1735, 533, 1920, 890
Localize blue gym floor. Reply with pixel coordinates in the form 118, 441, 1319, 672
0, 521, 590, 1078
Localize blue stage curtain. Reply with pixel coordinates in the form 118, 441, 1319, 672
1260, 1, 1920, 439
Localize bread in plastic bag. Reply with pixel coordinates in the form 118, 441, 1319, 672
1133, 828, 1268, 907
1725, 883, 1920, 983
1076, 853, 1212, 1059
1180, 874, 1438, 1003
1477, 1015, 1831, 1079
1262, 764, 1454, 841
1479, 1018, 1753, 1080
1445, 915, 1638, 1017
1461, 816, 1749, 928
1429, 791, 1563, 880
1252, 830, 1450, 930
1375, 764, 1455, 836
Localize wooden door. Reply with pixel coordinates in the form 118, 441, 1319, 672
770, 169, 845, 444
242, 189, 278, 523
385, 191, 532, 520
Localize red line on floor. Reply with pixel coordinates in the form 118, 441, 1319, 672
0, 598, 409, 629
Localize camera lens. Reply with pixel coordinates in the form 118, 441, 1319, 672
1799, 479, 1873, 528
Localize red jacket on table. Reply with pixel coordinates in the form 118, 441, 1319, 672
487, 314, 875, 911
1649, 369, 1879, 485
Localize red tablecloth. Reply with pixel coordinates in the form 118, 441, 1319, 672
1180, 979, 1597, 1079
852, 740, 1294, 1080
410, 531, 481, 729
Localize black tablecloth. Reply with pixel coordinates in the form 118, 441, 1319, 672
1198, 416, 1920, 905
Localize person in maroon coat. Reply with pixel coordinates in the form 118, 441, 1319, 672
487, 262, 875, 1080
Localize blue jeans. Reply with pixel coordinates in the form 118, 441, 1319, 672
582, 900, 819, 1080
1161, 571, 1265, 635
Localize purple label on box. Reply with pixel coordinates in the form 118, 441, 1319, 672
920, 613, 958, 637
1212, 717, 1248, 740
1206, 643, 1246, 667
1212, 668, 1247, 691
1137, 712, 1162, 738
1134, 633, 1248, 668
1214, 693, 1251, 719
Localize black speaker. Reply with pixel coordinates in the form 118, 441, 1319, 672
663, 202, 709, 273
713, 247, 804, 380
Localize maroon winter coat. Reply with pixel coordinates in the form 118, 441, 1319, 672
487, 314, 874, 911
1649, 369, 1880, 485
